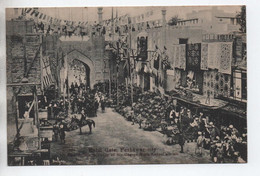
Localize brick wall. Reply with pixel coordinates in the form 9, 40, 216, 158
6, 33, 43, 117
6, 19, 34, 35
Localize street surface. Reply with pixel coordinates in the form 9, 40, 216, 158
50, 108, 212, 165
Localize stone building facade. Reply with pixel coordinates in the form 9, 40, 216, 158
6, 19, 43, 119
58, 35, 106, 89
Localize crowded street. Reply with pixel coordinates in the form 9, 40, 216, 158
50, 108, 211, 165
6, 6, 247, 166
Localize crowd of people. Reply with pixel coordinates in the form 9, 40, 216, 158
32, 20, 105, 38
69, 82, 106, 117
43, 82, 106, 121
106, 83, 247, 163
37, 81, 248, 163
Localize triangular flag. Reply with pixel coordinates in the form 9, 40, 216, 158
30, 10, 35, 16
35, 11, 39, 17
39, 13, 43, 19
26, 8, 32, 13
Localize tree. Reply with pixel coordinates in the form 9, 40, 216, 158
168, 15, 179, 26
236, 5, 246, 33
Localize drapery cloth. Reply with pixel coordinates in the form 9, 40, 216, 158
171, 42, 233, 74
152, 50, 160, 70
208, 43, 220, 70
201, 43, 208, 70
173, 44, 186, 70
219, 42, 233, 74
186, 43, 201, 71
207, 42, 232, 74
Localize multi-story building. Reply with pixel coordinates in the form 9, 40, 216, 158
127, 7, 246, 130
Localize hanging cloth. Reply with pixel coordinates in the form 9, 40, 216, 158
201, 43, 209, 70
218, 42, 233, 75
179, 44, 186, 70
186, 43, 201, 71
153, 52, 160, 70
208, 43, 220, 70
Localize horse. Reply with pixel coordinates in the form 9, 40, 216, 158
71, 116, 95, 135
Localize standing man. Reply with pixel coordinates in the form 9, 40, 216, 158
59, 124, 66, 144
195, 131, 204, 156
178, 132, 185, 153
53, 123, 59, 142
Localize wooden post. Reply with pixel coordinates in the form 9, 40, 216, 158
33, 85, 41, 149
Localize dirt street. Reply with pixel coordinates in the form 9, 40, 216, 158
50, 108, 212, 165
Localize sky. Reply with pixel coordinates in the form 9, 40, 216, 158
6, 6, 242, 22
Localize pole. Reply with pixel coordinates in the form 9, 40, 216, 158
129, 29, 134, 106
126, 77, 128, 94
109, 60, 111, 99
14, 91, 19, 133
116, 62, 119, 106
112, 7, 114, 41
67, 57, 70, 111
116, 41, 119, 106
63, 81, 66, 109
34, 85, 41, 149
130, 59, 133, 106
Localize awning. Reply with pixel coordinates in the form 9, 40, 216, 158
170, 89, 228, 110
220, 104, 247, 119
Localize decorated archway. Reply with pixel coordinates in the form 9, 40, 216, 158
66, 49, 95, 89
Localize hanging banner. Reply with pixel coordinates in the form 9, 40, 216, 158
218, 42, 233, 75
179, 44, 186, 70
186, 43, 201, 71
208, 43, 220, 70
173, 44, 186, 70
201, 43, 209, 70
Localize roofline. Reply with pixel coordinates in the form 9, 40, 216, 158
177, 18, 199, 22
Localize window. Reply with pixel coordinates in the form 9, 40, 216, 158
179, 38, 188, 44
231, 18, 235, 25
231, 69, 247, 102
180, 70, 203, 94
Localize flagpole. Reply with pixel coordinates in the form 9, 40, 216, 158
116, 41, 119, 106
63, 80, 66, 110
109, 60, 111, 99
129, 19, 134, 107
70, 8, 72, 21
112, 7, 114, 41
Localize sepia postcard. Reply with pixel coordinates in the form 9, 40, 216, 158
5, 6, 247, 166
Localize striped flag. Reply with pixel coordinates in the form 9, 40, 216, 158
41, 56, 53, 89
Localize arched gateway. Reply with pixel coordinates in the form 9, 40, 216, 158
66, 49, 95, 89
